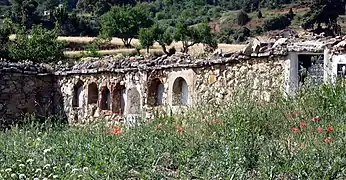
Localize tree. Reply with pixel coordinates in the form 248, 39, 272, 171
139, 27, 154, 53
10, 0, 40, 29
8, 24, 64, 63
0, 18, 12, 59
139, 23, 174, 54
302, 0, 345, 35
174, 18, 217, 53
151, 23, 173, 54
100, 5, 153, 47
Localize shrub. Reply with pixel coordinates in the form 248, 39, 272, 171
8, 24, 64, 63
263, 13, 293, 31
237, 10, 250, 26
233, 26, 251, 42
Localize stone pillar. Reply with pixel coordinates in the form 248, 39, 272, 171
284, 52, 298, 96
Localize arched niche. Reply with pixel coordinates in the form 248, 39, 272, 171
172, 77, 188, 106
87, 82, 98, 104
148, 78, 164, 106
127, 88, 141, 114
72, 80, 84, 107
112, 83, 126, 115
100, 86, 111, 110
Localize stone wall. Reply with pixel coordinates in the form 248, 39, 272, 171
54, 54, 286, 124
5, 36, 346, 125
0, 62, 62, 126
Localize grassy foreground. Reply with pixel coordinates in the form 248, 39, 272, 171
1, 82, 346, 179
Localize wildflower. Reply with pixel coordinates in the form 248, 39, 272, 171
327, 125, 334, 133
43, 164, 51, 169
313, 116, 320, 121
19, 174, 26, 180
291, 127, 299, 132
317, 127, 323, 133
43, 148, 52, 154
177, 125, 183, 135
324, 137, 333, 143
71, 168, 79, 173
35, 168, 42, 173
299, 121, 306, 127
156, 124, 161, 129
212, 118, 218, 124
65, 163, 70, 169
113, 126, 121, 135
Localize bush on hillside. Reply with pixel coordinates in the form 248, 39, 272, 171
237, 10, 250, 26
233, 26, 251, 42
263, 13, 293, 31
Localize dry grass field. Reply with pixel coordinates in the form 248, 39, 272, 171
10, 34, 246, 57
58, 36, 246, 57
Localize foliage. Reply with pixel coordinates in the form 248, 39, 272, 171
8, 24, 64, 63
2, 80, 346, 178
100, 5, 153, 48
302, 0, 345, 35
233, 26, 251, 42
138, 27, 154, 53
263, 13, 293, 31
0, 18, 12, 59
237, 10, 250, 26
174, 18, 217, 53
80, 39, 102, 58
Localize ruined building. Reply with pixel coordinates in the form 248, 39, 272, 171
2, 36, 346, 125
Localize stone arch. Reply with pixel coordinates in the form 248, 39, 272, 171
100, 86, 111, 110
112, 83, 126, 115
72, 80, 84, 107
148, 78, 164, 106
172, 77, 188, 106
87, 82, 98, 104
127, 88, 141, 114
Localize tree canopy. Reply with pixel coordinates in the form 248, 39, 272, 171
100, 5, 153, 47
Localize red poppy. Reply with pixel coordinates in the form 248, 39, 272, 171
291, 127, 299, 132
156, 124, 161, 129
177, 125, 183, 134
113, 126, 121, 135
324, 137, 332, 143
313, 116, 320, 121
212, 118, 218, 124
299, 121, 306, 127
317, 127, 323, 133
327, 125, 334, 133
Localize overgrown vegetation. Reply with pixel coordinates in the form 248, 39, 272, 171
1, 79, 346, 179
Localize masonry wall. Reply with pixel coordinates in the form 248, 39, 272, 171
57, 56, 285, 124
0, 72, 58, 126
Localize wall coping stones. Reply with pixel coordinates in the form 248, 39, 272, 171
3, 36, 346, 76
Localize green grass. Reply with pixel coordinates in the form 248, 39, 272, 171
1, 79, 346, 179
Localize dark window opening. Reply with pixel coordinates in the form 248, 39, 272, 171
72, 80, 84, 107
87, 82, 98, 104
148, 78, 164, 106
112, 83, 125, 115
100, 86, 111, 110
